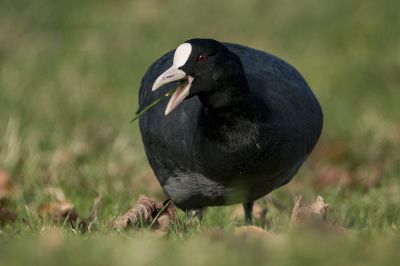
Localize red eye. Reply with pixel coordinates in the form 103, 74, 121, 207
198, 54, 208, 62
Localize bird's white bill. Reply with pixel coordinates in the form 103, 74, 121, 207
152, 66, 187, 91
165, 76, 193, 115
152, 43, 192, 91
152, 42, 194, 115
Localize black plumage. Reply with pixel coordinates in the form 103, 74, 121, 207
138, 39, 322, 221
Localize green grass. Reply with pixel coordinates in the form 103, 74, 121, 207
0, 0, 399, 265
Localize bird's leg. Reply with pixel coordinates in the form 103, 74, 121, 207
187, 208, 204, 222
187, 209, 193, 219
243, 201, 254, 224
194, 208, 204, 221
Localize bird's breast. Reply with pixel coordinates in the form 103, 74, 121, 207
193, 116, 276, 178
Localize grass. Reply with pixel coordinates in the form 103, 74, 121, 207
0, 0, 399, 265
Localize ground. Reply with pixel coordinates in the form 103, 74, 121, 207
0, 0, 399, 265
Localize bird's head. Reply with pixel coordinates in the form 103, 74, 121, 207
152, 38, 245, 115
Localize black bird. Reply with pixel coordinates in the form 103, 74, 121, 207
138, 39, 323, 223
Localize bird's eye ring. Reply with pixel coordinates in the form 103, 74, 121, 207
198, 54, 208, 62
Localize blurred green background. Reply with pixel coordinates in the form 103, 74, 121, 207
1, 0, 400, 265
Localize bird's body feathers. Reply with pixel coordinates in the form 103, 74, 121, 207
138, 42, 322, 210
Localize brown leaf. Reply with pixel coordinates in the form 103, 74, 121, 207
0, 170, 17, 226
0, 206, 17, 226
153, 215, 170, 237
38, 200, 78, 225
0, 170, 16, 201
38, 189, 104, 233
39, 187, 82, 227
155, 199, 176, 229
113, 195, 157, 229
290, 195, 329, 225
113, 195, 176, 231
152, 200, 176, 237
290, 195, 346, 233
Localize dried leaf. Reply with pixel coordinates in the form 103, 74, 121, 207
0, 170, 17, 226
154, 199, 176, 230
290, 195, 347, 234
290, 196, 303, 225
153, 215, 170, 237
290, 195, 329, 225
113, 195, 176, 231
39, 189, 103, 233
38, 200, 78, 225
0, 207, 17, 226
113, 195, 157, 229
0, 170, 16, 200
310, 196, 330, 218
152, 200, 176, 237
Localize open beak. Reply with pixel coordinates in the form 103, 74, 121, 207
152, 66, 194, 115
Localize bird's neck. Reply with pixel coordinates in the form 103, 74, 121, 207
197, 74, 250, 110
197, 81, 269, 141
196, 69, 271, 145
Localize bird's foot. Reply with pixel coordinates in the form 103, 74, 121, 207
187, 208, 204, 222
